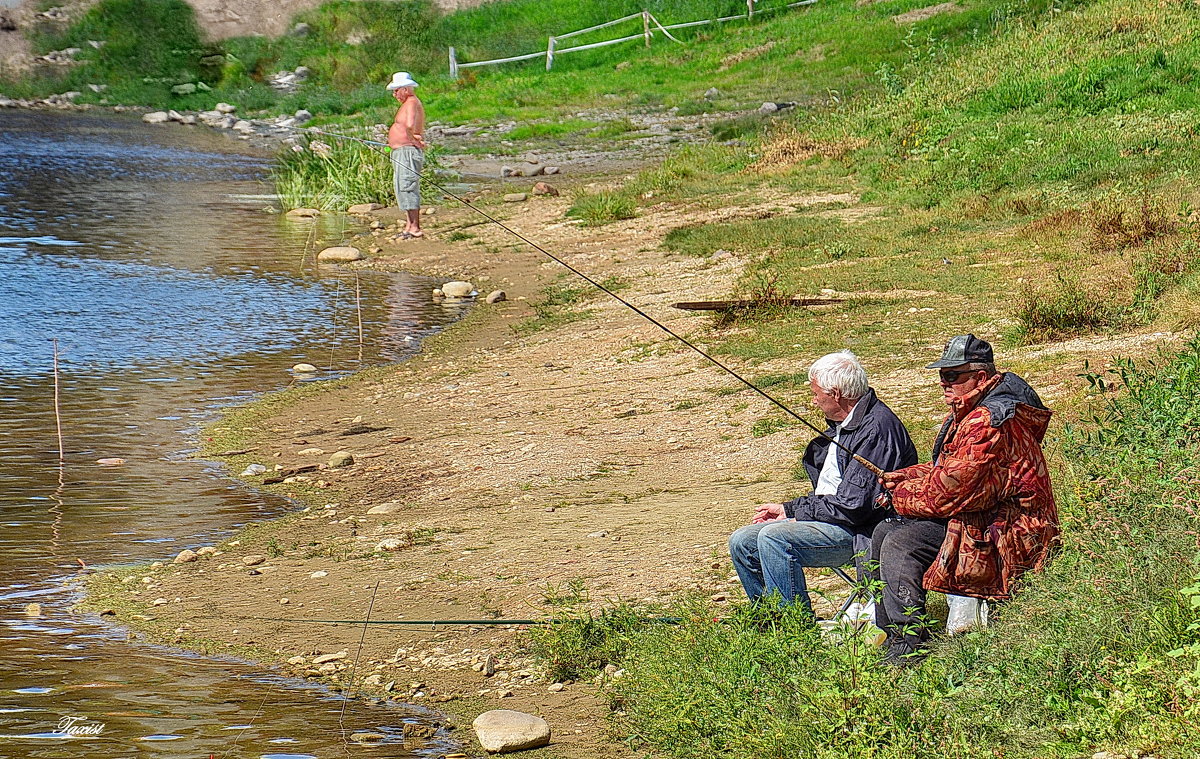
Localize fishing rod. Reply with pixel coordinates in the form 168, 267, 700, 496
293, 125, 886, 477
236, 614, 683, 627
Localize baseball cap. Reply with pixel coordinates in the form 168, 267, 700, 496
926, 334, 994, 369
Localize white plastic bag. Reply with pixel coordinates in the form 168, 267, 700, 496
946, 594, 988, 635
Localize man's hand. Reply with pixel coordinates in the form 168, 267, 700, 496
879, 470, 907, 491
751, 502, 787, 524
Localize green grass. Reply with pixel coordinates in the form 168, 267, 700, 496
527, 339, 1200, 758
567, 191, 637, 226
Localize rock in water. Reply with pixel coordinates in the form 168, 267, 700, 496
441, 281, 475, 298
286, 208, 320, 219
472, 710, 551, 753
292, 363, 319, 373
328, 451, 354, 468
485, 290, 507, 304
317, 246, 364, 263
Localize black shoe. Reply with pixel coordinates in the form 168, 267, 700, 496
881, 643, 927, 668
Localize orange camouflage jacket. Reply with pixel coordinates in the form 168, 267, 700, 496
890, 372, 1059, 600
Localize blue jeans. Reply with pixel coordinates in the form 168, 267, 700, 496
728, 520, 855, 613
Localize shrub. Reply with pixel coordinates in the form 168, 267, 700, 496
567, 191, 637, 226
1013, 274, 1126, 342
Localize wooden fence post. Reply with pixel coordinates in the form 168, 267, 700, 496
449, 46, 458, 78
747, 0, 755, 19
546, 36, 556, 70
642, 10, 651, 47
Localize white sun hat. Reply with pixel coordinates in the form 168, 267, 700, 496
386, 71, 419, 90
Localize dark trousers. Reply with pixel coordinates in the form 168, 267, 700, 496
867, 517, 948, 654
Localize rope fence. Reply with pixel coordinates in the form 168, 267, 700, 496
448, 0, 819, 77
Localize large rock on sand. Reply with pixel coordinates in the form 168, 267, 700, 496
472, 710, 551, 753
441, 281, 475, 298
317, 246, 364, 263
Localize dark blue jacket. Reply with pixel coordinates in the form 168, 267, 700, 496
783, 388, 918, 538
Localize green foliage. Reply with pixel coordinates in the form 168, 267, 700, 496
272, 136, 442, 210
568, 191, 637, 226
1012, 274, 1128, 343
10, 0, 219, 105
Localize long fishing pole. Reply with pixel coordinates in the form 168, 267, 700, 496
295, 126, 885, 476
235, 614, 682, 627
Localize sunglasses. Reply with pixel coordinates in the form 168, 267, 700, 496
938, 368, 978, 384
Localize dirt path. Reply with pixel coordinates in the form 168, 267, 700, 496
84, 174, 1183, 757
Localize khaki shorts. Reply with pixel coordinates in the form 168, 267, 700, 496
391, 146, 424, 210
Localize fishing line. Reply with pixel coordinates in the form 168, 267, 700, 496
226, 614, 682, 627
294, 126, 884, 475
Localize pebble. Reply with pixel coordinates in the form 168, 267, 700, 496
298, 447, 325, 455
375, 538, 406, 552
197, 547, 217, 556
711, 249, 734, 260
485, 290, 507, 304
97, 457, 126, 466
242, 555, 266, 567
292, 363, 318, 373
173, 549, 198, 564
152, 598, 169, 606
239, 464, 267, 476
503, 193, 527, 203
309, 571, 328, 579
500, 166, 523, 178
328, 450, 354, 468
547, 682, 564, 692
587, 530, 608, 538
317, 246, 364, 263
288, 655, 307, 665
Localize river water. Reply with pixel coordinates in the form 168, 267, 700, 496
0, 110, 462, 757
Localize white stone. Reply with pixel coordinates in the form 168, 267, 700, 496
366, 502, 404, 514
375, 538, 406, 552
215, 102, 237, 114
441, 281, 475, 298
485, 290, 507, 304
142, 111, 169, 124
317, 246, 364, 263
472, 710, 551, 753
312, 651, 348, 665
292, 363, 319, 373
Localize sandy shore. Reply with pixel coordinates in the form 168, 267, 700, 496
81, 172, 1183, 756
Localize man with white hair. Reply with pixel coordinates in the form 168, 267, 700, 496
729, 351, 917, 616
386, 71, 426, 239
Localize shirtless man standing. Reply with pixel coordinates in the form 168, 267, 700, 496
386, 72, 426, 239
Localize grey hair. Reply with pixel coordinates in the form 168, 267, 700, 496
808, 350, 869, 399
964, 361, 998, 376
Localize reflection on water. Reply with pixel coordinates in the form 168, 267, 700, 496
0, 110, 462, 756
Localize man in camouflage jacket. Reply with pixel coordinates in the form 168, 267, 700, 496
872, 334, 1059, 662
